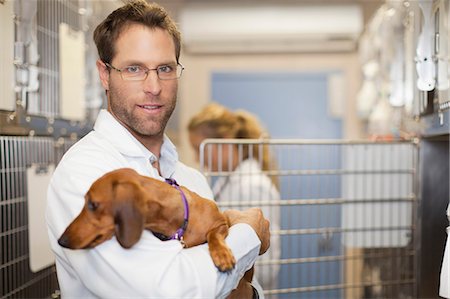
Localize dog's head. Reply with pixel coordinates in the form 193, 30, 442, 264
58, 168, 147, 250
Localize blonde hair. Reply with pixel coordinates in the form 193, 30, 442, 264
188, 103, 279, 188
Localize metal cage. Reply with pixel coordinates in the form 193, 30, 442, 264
199, 139, 419, 299
0, 136, 75, 298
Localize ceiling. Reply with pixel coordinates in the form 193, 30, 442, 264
156, 0, 385, 26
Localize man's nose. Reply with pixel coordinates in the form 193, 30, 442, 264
143, 70, 162, 95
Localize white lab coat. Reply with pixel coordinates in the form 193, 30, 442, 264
46, 110, 261, 298
213, 159, 281, 290
440, 203, 450, 298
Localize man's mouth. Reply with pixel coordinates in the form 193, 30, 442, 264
138, 104, 162, 110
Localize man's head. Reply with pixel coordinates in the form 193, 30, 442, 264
94, 1, 182, 146
93, 0, 181, 65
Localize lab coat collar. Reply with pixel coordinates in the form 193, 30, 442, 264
93, 109, 178, 177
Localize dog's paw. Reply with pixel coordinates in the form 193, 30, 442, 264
210, 246, 236, 272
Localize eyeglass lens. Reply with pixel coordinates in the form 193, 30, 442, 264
121, 65, 183, 81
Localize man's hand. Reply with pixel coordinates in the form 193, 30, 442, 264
224, 208, 270, 255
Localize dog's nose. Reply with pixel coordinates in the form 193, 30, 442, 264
58, 234, 70, 248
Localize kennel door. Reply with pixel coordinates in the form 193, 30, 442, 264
341, 143, 414, 247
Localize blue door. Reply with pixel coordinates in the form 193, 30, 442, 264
211, 72, 342, 139
212, 72, 343, 298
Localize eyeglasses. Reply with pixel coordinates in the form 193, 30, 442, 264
104, 62, 184, 81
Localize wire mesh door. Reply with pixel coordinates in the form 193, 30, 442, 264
199, 139, 418, 299
0, 136, 76, 299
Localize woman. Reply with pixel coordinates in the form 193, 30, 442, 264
188, 103, 281, 293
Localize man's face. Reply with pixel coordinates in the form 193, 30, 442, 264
98, 24, 178, 139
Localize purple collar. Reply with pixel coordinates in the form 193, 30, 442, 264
159, 178, 189, 247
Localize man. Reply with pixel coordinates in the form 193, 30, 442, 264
46, 1, 269, 298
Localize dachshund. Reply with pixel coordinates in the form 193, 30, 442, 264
58, 168, 240, 272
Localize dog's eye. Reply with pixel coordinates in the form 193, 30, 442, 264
87, 200, 99, 211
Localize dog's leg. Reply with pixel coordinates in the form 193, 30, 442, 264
206, 224, 236, 272
226, 275, 254, 299
242, 267, 254, 282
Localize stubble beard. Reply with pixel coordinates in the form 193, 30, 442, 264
108, 85, 176, 138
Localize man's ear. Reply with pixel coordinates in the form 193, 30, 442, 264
96, 59, 110, 91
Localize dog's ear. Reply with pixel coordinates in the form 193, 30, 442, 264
112, 182, 145, 248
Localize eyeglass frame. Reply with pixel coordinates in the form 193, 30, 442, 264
103, 61, 185, 81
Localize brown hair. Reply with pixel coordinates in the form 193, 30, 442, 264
93, 0, 181, 64
188, 103, 279, 188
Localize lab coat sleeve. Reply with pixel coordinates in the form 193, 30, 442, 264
46, 150, 260, 298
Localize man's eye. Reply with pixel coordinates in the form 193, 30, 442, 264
87, 200, 99, 211
124, 66, 143, 74
158, 65, 174, 73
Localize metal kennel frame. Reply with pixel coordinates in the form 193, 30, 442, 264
199, 139, 419, 299
0, 136, 75, 299
1, 1, 93, 297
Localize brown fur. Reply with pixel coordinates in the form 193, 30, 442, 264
58, 168, 236, 272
